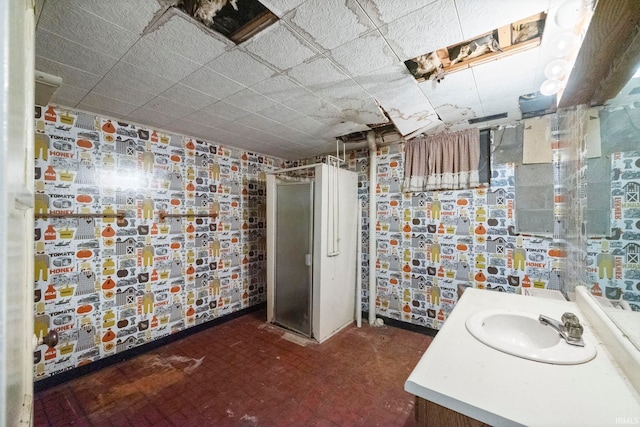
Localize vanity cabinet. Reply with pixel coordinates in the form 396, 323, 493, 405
414, 397, 491, 427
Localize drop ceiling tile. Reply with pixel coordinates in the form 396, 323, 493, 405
181, 67, 246, 99
216, 121, 272, 140
455, 0, 550, 40
192, 101, 252, 122
234, 114, 282, 132
356, 0, 438, 27
433, 103, 482, 123
252, 74, 311, 103
257, 103, 307, 124
381, 0, 462, 60
284, 0, 375, 51
356, 67, 422, 110
103, 61, 175, 96
259, 0, 307, 17
473, 49, 538, 100
160, 84, 219, 110
270, 125, 312, 142
92, 77, 157, 107
122, 38, 201, 83
287, 56, 351, 92
354, 63, 416, 99
126, 107, 178, 129
224, 88, 278, 113
35, 56, 102, 90
78, 92, 139, 117
316, 82, 387, 124
183, 112, 229, 129
260, 134, 303, 147
284, 116, 327, 135
370, 80, 438, 135
282, 144, 323, 160
38, 0, 140, 59
229, 139, 272, 154
178, 108, 228, 129
70, 0, 160, 36
168, 120, 219, 142
328, 29, 399, 78
144, 12, 231, 65
50, 84, 90, 107
323, 121, 371, 138
481, 97, 521, 118
237, 115, 309, 142
206, 48, 276, 87
419, 68, 481, 107
389, 107, 441, 136
36, 28, 119, 77
286, 93, 343, 125
142, 96, 198, 119
243, 21, 319, 71
209, 128, 264, 151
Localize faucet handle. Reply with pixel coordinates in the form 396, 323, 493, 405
567, 323, 584, 340
561, 312, 583, 340
561, 312, 580, 327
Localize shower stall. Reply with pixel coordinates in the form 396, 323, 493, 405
266, 163, 358, 342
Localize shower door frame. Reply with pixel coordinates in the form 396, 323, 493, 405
272, 179, 314, 338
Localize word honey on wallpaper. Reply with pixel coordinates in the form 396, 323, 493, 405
33, 105, 279, 380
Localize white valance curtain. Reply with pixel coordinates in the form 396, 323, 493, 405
402, 128, 481, 192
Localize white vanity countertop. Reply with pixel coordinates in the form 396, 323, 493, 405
405, 288, 640, 427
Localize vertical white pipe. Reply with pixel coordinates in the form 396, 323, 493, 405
356, 201, 362, 328
366, 131, 377, 325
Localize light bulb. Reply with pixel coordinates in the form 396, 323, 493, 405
540, 79, 563, 96
550, 32, 579, 58
544, 59, 570, 79
555, 0, 581, 30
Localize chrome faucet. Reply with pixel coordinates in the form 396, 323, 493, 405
539, 312, 585, 347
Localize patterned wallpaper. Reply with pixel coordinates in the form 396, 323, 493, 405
34, 103, 578, 380
33, 105, 282, 380
560, 105, 640, 309
306, 138, 563, 330
586, 151, 640, 308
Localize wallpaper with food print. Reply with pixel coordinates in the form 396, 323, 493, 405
33, 105, 281, 380
302, 139, 564, 330
586, 151, 640, 309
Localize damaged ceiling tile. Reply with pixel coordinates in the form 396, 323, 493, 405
175, 0, 279, 44
35, 0, 588, 159
243, 21, 319, 71
284, 0, 374, 51
356, 0, 439, 28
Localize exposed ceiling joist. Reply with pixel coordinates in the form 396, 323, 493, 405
559, 0, 640, 108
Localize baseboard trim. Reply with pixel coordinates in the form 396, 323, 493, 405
362, 311, 439, 337
34, 302, 266, 393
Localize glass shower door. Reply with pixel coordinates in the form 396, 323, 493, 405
274, 181, 313, 337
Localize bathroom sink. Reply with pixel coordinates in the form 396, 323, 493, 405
465, 309, 597, 365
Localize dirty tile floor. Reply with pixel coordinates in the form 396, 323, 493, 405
34, 309, 432, 426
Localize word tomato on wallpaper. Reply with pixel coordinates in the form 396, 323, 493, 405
33, 105, 279, 380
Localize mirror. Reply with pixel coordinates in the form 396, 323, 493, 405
581, 70, 640, 350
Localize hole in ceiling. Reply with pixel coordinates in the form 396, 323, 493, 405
175, 0, 279, 44
405, 12, 546, 83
